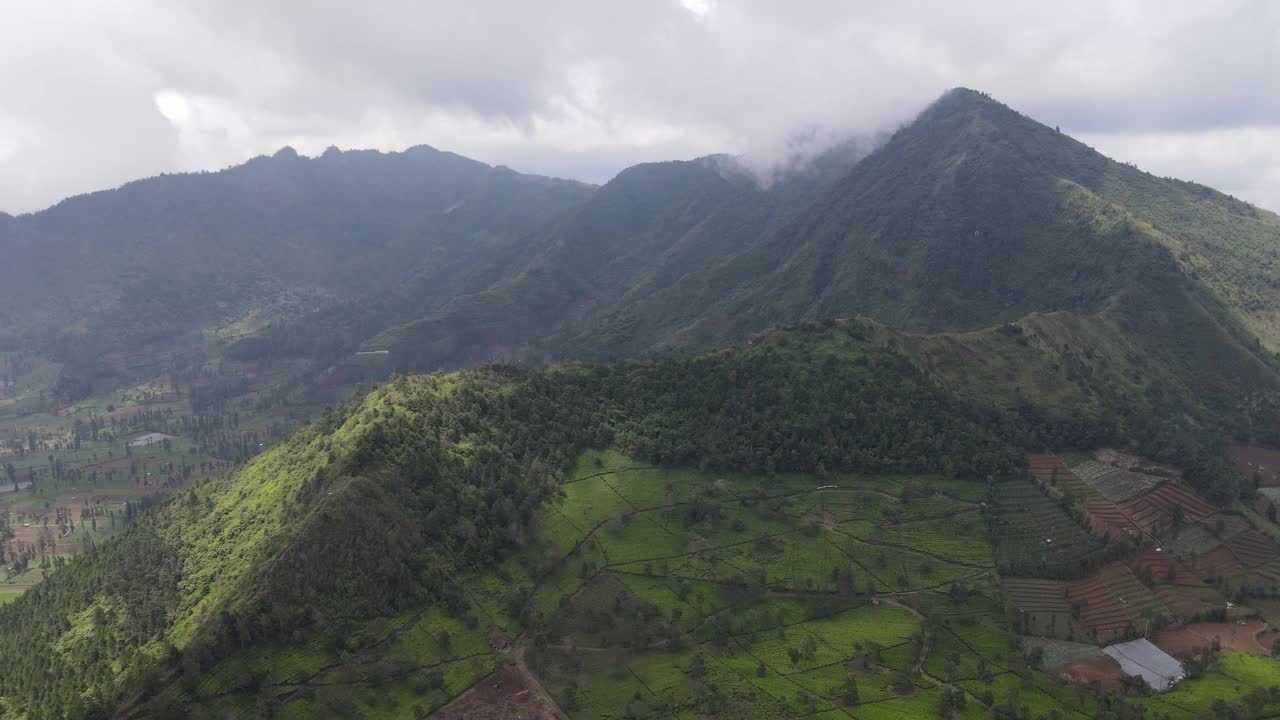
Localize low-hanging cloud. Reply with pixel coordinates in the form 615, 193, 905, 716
1, 0, 1277, 214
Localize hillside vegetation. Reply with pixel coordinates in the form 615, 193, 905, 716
0, 327, 1038, 718
364, 89, 1280, 377
0, 145, 592, 383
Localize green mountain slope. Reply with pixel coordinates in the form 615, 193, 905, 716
0, 322, 1056, 718
3, 310, 1275, 718
0, 145, 593, 369
293, 90, 1276, 400
592, 89, 1280, 357
356, 150, 867, 367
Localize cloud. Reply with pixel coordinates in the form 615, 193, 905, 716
0, 1, 1277, 213
1077, 127, 1280, 212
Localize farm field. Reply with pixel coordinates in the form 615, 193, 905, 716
165, 450, 1152, 719
0, 337, 364, 601
991, 478, 1118, 578
23, 445, 1280, 720
1027, 454, 1098, 502
1067, 459, 1161, 503
1118, 481, 1217, 535
1232, 446, 1280, 487
2, 432, 1278, 720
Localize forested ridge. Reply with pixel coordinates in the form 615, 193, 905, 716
0, 325, 1053, 718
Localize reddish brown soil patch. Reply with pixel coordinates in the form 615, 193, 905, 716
1247, 598, 1280, 624
1085, 499, 1142, 540
1225, 530, 1280, 567
1066, 564, 1151, 642
1027, 454, 1073, 484
1191, 547, 1247, 580
801, 511, 835, 528
1152, 620, 1269, 657
1119, 481, 1216, 533
431, 662, 566, 720
1057, 654, 1125, 691
1125, 549, 1203, 588
1232, 446, 1280, 487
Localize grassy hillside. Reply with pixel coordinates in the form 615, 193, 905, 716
3, 315, 1279, 718
0, 328, 1036, 718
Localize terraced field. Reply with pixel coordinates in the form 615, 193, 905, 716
170, 449, 1280, 719
1124, 549, 1200, 588
1066, 565, 1166, 643
1164, 523, 1224, 556
991, 479, 1113, 578
1027, 454, 1097, 501
1191, 546, 1248, 581
1082, 498, 1143, 540
1118, 480, 1217, 534
1226, 530, 1280, 585
1069, 459, 1162, 502
1003, 578, 1081, 639
520, 453, 1091, 719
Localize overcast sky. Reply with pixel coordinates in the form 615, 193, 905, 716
1, 0, 1277, 214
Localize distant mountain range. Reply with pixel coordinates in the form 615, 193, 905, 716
4, 88, 1280, 441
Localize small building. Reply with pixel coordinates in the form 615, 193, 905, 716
1102, 638, 1184, 691
488, 637, 512, 653
128, 432, 176, 448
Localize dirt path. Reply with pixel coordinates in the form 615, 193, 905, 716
829, 526, 993, 571
876, 596, 994, 710
514, 646, 569, 720
429, 647, 568, 720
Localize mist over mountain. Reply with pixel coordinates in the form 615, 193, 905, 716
6, 86, 1280, 720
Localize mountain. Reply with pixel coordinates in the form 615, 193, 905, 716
0, 323, 1035, 718
0, 145, 593, 369
370, 89, 1280, 373
238, 143, 874, 368
10, 88, 1279, 411
0, 314, 1263, 719
8, 87, 1280, 717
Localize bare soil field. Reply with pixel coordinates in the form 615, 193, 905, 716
1057, 654, 1125, 691
430, 660, 566, 720
1232, 446, 1280, 487
1152, 620, 1269, 657
1191, 546, 1247, 580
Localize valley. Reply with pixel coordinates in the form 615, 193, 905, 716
2, 84, 1280, 720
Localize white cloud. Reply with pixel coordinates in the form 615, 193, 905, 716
0, 1, 1277, 213
1077, 127, 1280, 212
680, 0, 715, 18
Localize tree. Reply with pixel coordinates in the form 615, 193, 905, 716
687, 653, 707, 681
836, 675, 859, 704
